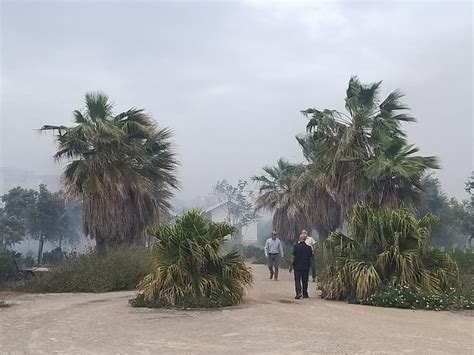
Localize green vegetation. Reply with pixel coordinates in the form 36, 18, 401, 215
20, 248, 153, 293
320, 204, 459, 301
254, 77, 439, 243
418, 175, 473, 247
0, 252, 18, 281
253, 160, 307, 242
41, 93, 178, 255
132, 211, 252, 308
360, 286, 472, 311
450, 249, 474, 300
251, 77, 472, 311
1, 185, 82, 263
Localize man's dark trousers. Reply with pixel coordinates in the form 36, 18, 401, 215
294, 269, 309, 297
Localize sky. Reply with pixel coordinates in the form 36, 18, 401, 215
1, 0, 472, 201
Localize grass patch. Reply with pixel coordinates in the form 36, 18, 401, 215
20, 247, 154, 293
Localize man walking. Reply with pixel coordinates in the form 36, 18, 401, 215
264, 231, 284, 281
290, 234, 313, 299
302, 230, 317, 282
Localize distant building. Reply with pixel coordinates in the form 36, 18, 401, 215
204, 200, 259, 244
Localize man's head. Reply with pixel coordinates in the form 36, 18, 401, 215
299, 234, 307, 242
301, 229, 308, 236
271, 231, 278, 240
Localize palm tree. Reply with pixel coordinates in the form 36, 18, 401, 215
320, 203, 459, 301
364, 137, 439, 208
299, 76, 438, 221
252, 159, 307, 243
41, 93, 178, 255
137, 210, 253, 307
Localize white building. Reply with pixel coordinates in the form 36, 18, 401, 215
204, 201, 259, 244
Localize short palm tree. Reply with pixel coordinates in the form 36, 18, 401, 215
137, 210, 252, 307
41, 93, 178, 255
320, 203, 459, 301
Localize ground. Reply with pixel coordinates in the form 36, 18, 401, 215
1, 264, 472, 354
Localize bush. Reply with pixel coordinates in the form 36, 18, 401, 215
450, 249, 473, 300
20, 247, 154, 293
240, 245, 263, 259
133, 211, 253, 308
320, 204, 459, 301
130, 290, 237, 309
0, 252, 17, 282
42, 247, 65, 265
0, 300, 11, 308
360, 285, 473, 311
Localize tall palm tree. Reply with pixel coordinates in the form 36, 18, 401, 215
299, 76, 438, 221
252, 159, 307, 243
41, 93, 178, 255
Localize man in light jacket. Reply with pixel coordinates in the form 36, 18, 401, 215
264, 231, 284, 281
302, 229, 317, 282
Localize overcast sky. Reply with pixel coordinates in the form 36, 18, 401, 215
1, 0, 472, 201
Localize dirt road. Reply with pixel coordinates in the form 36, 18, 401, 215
1, 264, 473, 354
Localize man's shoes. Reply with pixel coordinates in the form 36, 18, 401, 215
303, 295, 309, 299
295, 294, 302, 299
270, 274, 273, 280
274, 278, 278, 281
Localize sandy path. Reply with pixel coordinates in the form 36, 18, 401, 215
1, 264, 473, 354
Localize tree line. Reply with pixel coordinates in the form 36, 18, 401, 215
4, 78, 471, 264
252, 77, 472, 247
0, 185, 82, 263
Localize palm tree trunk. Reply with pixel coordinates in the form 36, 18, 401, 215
95, 236, 107, 258
37, 235, 44, 265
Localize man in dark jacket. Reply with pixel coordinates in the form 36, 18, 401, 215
289, 234, 313, 299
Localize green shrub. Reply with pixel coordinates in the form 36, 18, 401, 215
320, 204, 459, 301
20, 247, 154, 293
0, 252, 18, 281
360, 285, 473, 311
240, 245, 263, 259
130, 290, 237, 309
133, 211, 253, 308
42, 247, 65, 265
450, 249, 473, 300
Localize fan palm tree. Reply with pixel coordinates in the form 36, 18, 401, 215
365, 137, 439, 208
320, 203, 459, 301
252, 159, 307, 243
137, 210, 252, 307
41, 93, 178, 255
299, 76, 438, 220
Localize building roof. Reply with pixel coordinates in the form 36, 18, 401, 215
204, 200, 238, 213
204, 200, 262, 219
